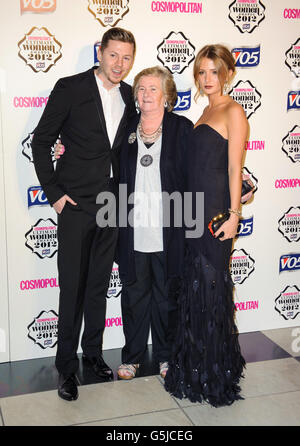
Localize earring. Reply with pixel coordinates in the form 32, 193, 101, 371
198, 82, 204, 95
164, 100, 168, 108
223, 82, 230, 95
135, 101, 140, 113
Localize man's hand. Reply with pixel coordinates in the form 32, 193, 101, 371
53, 194, 77, 214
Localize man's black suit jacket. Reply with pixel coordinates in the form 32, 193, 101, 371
32, 66, 136, 215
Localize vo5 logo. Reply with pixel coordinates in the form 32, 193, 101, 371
27, 186, 49, 208
279, 253, 300, 273
287, 91, 300, 111
20, 0, 56, 13
174, 90, 191, 112
237, 216, 253, 237
232, 45, 260, 68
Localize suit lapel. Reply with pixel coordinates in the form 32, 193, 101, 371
87, 67, 110, 146
88, 71, 135, 151
112, 81, 134, 150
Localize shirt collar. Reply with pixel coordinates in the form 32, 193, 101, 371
94, 73, 120, 93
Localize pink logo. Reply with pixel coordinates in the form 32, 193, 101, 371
235, 300, 259, 311
245, 140, 265, 150
20, 277, 59, 290
283, 8, 300, 19
151, 1, 202, 13
14, 97, 48, 108
105, 317, 123, 328
275, 178, 300, 189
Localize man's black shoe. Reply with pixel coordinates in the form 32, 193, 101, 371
58, 374, 79, 401
82, 354, 113, 379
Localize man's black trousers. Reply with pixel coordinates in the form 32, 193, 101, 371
55, 202, 118, 376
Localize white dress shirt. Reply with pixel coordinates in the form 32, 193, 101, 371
95, 73, 125, 176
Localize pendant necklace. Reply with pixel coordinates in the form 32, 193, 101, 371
138, 120, 162, 145
138, 118, 163, 167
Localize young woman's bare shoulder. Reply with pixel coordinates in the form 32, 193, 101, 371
226, 99, 246, 119
226, 99, 245, 116
225, 99, 248, 134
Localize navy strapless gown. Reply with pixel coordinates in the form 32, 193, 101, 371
164, 124, 246, 407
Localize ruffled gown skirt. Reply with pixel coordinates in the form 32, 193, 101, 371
164, 245, 245, 407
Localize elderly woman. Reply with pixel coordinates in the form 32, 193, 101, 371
117, 66, 193, 379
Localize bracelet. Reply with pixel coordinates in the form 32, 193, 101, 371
228, 208, 242, 217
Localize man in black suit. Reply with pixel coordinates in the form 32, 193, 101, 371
32, 28, 136, 401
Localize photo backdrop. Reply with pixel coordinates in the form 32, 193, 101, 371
0, 0, 299, 364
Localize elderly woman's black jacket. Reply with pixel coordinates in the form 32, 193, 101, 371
117, 109, 193, 284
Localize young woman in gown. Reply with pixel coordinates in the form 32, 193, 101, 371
164, 44, 248, 407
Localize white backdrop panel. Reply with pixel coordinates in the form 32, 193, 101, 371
0, 0, 299, 363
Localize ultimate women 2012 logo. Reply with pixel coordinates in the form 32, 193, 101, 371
157, 31, 195, 74
282, 125, 300, 163
25, 218, 58, 258
18, 27, 62, 73
285, 38, 300, 78
278, 207, 300, 242
275, 285, 300, 320
87, 0, 129, 27
229, 0, 265, 33
27, 310, 58, 349
230, 248, 255, 285
229, 80, 261, 119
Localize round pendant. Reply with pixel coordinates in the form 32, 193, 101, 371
140, 154, 153, 167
